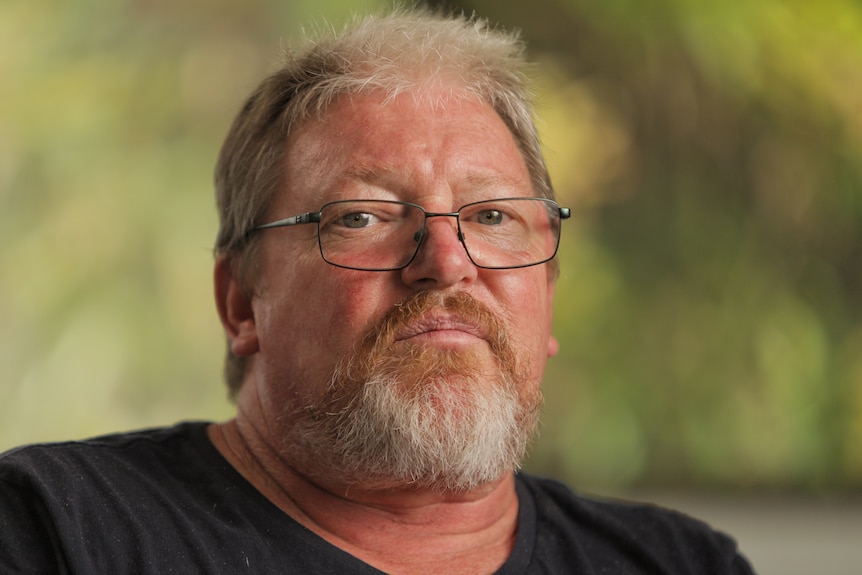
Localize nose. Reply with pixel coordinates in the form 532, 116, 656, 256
400, 214, 478, 289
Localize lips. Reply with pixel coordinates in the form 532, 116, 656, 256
394, 313, 489, 343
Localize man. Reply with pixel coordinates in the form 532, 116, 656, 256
0, 10, 755, 574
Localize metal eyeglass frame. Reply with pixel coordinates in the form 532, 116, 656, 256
252, 197, 571, 271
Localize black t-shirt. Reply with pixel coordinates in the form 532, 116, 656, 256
0, 422, 755, 574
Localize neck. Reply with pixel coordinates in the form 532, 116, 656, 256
208, 418, 520, 575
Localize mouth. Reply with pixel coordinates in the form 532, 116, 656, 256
394, 314, 489, 345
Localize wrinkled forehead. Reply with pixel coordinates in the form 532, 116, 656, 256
287, 85, 502, 151
277, 89, 530, 209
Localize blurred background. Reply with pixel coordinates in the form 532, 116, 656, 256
1, 0, 860, 572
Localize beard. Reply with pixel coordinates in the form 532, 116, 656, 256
284, 291, 543, 493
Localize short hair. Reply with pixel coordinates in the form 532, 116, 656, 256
214, 9, 555, 397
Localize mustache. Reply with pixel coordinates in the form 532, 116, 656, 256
359, 291, 511, 361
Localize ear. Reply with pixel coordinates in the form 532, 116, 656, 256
546, 277, 560, 358
214, 255, 259, 356
547, 335, 560, 358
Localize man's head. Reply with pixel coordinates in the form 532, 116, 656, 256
214, 10, 556, 396
213, 9, 561, 491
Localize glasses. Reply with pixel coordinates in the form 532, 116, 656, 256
252, 197, 570, 271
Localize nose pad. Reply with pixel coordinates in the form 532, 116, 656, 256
401, 215, 478, 285
412, 219, 466, 250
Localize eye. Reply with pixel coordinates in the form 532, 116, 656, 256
321, 201, 413, 233
340, 212, 374, 228
476, 209, 504, 226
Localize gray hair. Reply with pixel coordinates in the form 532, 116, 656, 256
214, 9, 554, 397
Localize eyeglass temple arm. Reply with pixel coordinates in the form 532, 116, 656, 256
559, 207, 571, 219
253, 212, 322, 231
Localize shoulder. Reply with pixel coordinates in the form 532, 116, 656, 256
0, 422, 224, 523
0, 422, 389, 574
0, 422, 220, 573
518, 472, 719, 536
515, 473, 755, 574
0, 421, 214, 488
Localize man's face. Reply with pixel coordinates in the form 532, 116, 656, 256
237, 90, 558, 488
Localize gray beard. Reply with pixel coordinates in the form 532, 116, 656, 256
283, 292, 543, 493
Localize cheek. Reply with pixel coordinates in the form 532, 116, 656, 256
313, 274, 397, 338
260, 271, 394, 366
503, 277, 554, 377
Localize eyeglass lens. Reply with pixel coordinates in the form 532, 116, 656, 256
316, 198, 562, 271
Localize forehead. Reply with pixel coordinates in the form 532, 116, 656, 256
278, 90, 531, 209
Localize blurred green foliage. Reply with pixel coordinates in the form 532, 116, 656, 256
1, 0, 860, 492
